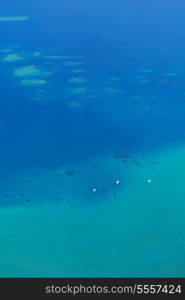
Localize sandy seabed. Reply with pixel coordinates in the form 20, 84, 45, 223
0, 144, 185, 277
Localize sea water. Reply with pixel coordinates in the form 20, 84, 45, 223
0, 0, 185, 277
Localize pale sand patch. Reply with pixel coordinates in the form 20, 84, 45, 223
20, 79, 48, 86
13, 65, 40, 77
0, 48, 12, 53
68, 77, 87, 83
0, 16, 29, 22
2, 53, 24, 62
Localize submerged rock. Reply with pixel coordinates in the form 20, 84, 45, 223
64, 169, 75, 176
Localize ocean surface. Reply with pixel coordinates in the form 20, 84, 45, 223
0, 0, 185, 277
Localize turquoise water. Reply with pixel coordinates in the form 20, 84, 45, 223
0, 0, 185, 277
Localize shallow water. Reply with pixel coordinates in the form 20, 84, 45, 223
0, 0, 185, 277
